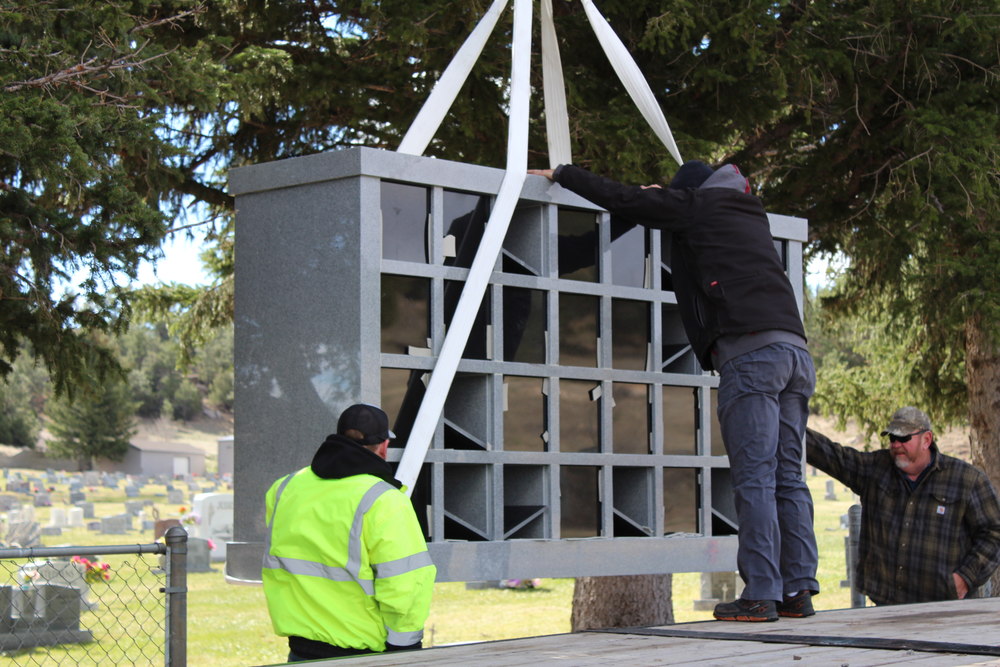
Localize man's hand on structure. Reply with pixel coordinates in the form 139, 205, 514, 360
953, 572, 969, 599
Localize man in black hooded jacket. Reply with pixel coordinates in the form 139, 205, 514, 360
529, 162, 818, 622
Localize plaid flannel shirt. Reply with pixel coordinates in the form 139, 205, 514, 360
806, 428, 1000, 605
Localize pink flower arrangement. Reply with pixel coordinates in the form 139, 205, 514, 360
72, 556, 112, 584
178, 507, 201, 526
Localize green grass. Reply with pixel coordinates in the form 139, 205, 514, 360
0, 470, 859, 666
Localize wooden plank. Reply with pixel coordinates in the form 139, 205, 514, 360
650, 598, 1000, 649
285, 598, 1000, 667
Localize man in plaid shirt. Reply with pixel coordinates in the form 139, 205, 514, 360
807, 406, 1000, 605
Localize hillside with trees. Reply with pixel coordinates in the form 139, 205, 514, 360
0, 324, 232, 467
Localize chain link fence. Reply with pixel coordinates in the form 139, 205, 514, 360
0, 527, 187, 666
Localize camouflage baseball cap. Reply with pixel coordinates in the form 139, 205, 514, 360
880, 406, 932, 437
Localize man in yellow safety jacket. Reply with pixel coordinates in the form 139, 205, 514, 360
262, 403, 436, 661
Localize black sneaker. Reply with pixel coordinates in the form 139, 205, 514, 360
713, 598, 778, 622
777, 590, 815, 618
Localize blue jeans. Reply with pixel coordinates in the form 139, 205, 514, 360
718, 343, 819, 601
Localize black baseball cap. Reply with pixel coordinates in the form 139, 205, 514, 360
669, 160, 714, 189
337, 403, 396, 445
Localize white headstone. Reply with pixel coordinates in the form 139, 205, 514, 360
191, 493, 234, 562
67, 507, 84, 527
48, 507, 67, 528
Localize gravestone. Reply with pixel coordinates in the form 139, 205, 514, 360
153, 519, 182, 541
187, 537, 214, 572
167, 489, 184, 504
124, 500, 145, 516
5, 584, 38, 622
3, 521, 41, 548
124, 485, 140, 498
32, 560, 99, 612
86, 521, 100, 531
0, 495, 19, 511
191, 493, 234, 561
136, 511, 155, 532
100, 515, 128, 535
32, 493, 51, 508
0, 584, 93, 650
67, 507, 84, 528
47, 508, 67, 529
74, 501, 95, 519
825, 480, 837, 501
69, 491, 86, 504
6, 480, 29, 494
692, 571, 744, 611
81, 471, 100, 487
38, 583, 82, 628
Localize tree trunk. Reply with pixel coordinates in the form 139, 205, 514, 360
964, 313, 1000, 596
571, 574, 674, 631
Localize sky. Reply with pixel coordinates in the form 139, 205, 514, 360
805, 253, 846, 292
136, 230, 211, 287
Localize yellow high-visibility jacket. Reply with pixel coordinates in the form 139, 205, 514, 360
262, 441, 435, 653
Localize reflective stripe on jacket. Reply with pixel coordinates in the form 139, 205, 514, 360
262, 468, 436, 651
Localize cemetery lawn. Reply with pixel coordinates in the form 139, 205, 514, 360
1, 466, 859, 666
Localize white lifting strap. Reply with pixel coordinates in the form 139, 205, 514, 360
580, 0, 683, 166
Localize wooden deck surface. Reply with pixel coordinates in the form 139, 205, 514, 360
287, 597, 1000, 666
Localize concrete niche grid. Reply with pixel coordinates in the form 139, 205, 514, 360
227, 146, 807, 583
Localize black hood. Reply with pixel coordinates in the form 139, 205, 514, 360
310, 433, 402, 489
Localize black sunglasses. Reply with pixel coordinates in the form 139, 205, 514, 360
887, 429, 927, 444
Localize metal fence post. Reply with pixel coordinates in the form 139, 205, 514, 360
164, 526, 188, 667
846, 504, 865, 608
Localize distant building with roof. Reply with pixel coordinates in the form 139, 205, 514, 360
96, 440, 206, 477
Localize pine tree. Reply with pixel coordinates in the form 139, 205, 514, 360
47, 373, 138, 472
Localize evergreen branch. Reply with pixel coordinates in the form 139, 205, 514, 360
3, 49, 173, 95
